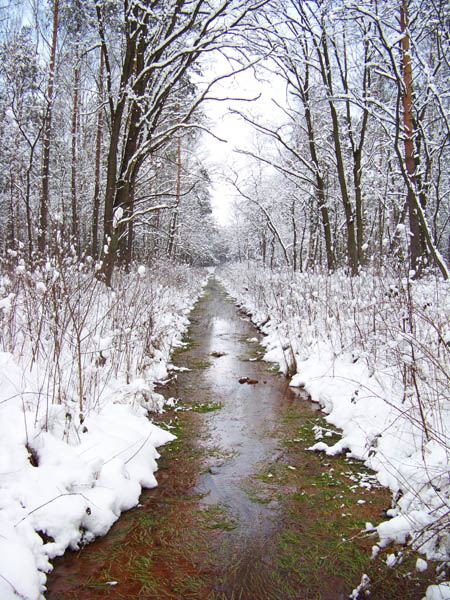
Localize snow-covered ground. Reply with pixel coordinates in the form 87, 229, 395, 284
0, 257, 207, 600
219, 263, 450, 599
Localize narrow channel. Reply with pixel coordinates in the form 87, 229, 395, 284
168, 276, 309, 598
47, 277, 402, 600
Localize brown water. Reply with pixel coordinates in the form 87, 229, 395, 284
47, 277, 315, 599
162, 279, 317, 599
168, 277, 313, 597
190, 279, 295, 523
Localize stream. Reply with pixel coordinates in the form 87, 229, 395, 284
46, 278, 431, 600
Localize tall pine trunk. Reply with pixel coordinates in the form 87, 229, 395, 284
400, 1, 425, 273
38, 0, 59, 256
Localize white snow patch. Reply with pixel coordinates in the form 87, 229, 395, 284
0, 261, 208, 599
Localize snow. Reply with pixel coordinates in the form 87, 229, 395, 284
0, 259, 207, 599
219, 262, 450, 593
350, 573, 370, 599
417, 558, 428, 572
422, 583, 450, 600
112, 206, 123, 229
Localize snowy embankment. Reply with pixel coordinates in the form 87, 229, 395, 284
0, 257, 206, 600
219, 263, 450, 597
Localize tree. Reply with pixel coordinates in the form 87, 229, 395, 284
0, 25, 45, 258
38, 0, 59, 255
228, 0, 449, 277
349, 0, 449, 278
95, 0, 268, 285
91, 43, 104, 260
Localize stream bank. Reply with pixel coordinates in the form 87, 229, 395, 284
46, 278, 435, 599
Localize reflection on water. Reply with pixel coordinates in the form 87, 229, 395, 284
46, 276, 318, 600
169, 278, 308, 597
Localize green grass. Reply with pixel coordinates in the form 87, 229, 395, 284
173, 336, 199, 354
191, 359, 213, 369
192, 401, 223, 413
199, 504, 238, 531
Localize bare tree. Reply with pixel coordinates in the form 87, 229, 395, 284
95, 0, 268, 285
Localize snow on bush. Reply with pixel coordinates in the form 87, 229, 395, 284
219, 264, 450, 570
0, 255, 206, 600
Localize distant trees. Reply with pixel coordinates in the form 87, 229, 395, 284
0, 25, 44, 258
0, 0, 267, 283
227, 0, 450, 277
38, 0, 59, 255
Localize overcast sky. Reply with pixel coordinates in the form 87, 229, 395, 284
198, 53, 287, 225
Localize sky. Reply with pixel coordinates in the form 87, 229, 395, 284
197, 53, 288, 225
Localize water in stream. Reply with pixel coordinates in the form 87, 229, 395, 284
47, 278, 420, 600
172, 277, 310, 597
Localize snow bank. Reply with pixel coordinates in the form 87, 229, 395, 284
422, 583, 450, 600
0, 258, 206, 599
219, 263, 450, 577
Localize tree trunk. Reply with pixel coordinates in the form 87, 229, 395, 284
98, 19, 141, 285
291, 197, 297, 272
125, 187, 135, 271
301, 57, 335, 272
167, 138, 182, 259
400, 1, 425, 273
261, 231, 266, 266
321, 34, 358, 275
38, 0, 59, 255
71, 36, 80, 253
92, 46, 104, 260
7, 172, 15, 250
303, 99, 334, 271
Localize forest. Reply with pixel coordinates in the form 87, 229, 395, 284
0, 1, 449, 599
0, 0, 449, 276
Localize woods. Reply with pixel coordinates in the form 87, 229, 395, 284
0, 0, 448, 281
225, 0, 450, 278
0, 0, 265, 283
0, 2, 450, 599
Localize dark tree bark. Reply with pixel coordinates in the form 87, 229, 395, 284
92, 45, 104, 260
301, 58, 334, 272
400, 0, 426, 273
319, 30, 358, 275
38, 0, 59, 255
332, 30, 371, 266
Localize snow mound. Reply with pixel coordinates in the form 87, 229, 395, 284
0, 261, 207, 599
219, 263, 450, 571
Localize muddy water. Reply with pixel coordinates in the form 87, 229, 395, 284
191, 278, 295, 526
169, 277, 312, 597
47, 277, 313, 599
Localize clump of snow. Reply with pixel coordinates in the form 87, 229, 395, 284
0, 257, 207, 599
422, 583, 450, 600
417, 558, 428, 572
350, 573, 370, 599
219, 262, 450, 584
112, 206, 123, 229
